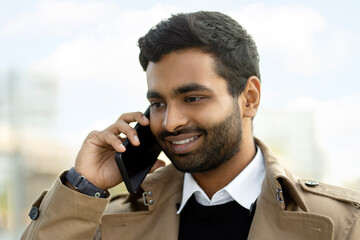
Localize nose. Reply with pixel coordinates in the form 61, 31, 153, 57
162, 105, 189, 132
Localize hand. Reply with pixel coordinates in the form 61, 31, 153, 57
74, 111, 165, 191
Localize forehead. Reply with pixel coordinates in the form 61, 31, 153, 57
146, 48, 227, 95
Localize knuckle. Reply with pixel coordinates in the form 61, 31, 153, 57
103, 131, 118, 145
118, 111, 143, 121
135, 113, 144, 120
102, 131, 110, 138
103, 131, 116, 139
88, 130, 99, 138
110, 137, 120, 146
118, 113, 126, 120
115, 118, 125, 125
123, 128, 136, 137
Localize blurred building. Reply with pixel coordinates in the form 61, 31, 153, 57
254, 109, 326, 180
0, 70, 74, 239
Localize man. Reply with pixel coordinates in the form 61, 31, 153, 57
22, 11, 359, 240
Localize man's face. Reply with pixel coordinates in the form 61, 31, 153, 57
146, 48, 243, 172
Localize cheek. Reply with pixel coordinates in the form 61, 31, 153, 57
187, 104, 231, 128
149, 114, 163, 136
188, 110, 210, 127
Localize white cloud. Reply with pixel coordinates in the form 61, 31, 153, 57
7, 1, 353, 83
228, 3, 351, 75
2, 0, 179, 37
2, 0, 121, 36
24, 2, 180, 88
29, 36, 142, 83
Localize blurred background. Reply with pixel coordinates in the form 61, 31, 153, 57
1, 0, 359, 238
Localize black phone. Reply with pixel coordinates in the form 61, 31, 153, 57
114, 107, 162, 193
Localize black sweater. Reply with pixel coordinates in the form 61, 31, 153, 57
178, 196, 255, 240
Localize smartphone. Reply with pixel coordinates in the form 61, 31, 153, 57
114, 107, 162, 193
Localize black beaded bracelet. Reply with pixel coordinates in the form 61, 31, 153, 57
65, 167, 107, 198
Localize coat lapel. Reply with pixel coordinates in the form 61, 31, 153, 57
101, 165, 183, 240
248, 140, 334, 240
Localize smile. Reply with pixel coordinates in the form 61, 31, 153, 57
172, 136, 199, 145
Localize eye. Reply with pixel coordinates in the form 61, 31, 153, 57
185, 97, 202, 102
150, 101, 166, 108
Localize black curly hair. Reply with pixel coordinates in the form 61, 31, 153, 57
138, 11, 260, 97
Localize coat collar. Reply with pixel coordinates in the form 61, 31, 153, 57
248, 138, 334, 240
140, 164, 184, 212
255, 138, 309, 212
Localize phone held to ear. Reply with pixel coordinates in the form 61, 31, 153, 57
114, 107, 162, 193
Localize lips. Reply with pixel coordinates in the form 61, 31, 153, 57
164, 134, 203, 154
171, 136, 199, 145
165, 133, 201, 143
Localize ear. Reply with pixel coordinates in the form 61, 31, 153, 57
239, 76, 261, 118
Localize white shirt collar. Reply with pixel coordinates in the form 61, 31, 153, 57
177, 145, 265, 214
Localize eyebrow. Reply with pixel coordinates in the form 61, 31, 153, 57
147, 83, 214, 99
174, 83, 214, 96
146, 91, 163, 99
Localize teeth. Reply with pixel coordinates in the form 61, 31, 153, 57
172, 136, 198, 145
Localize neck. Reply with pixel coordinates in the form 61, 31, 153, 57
192, 136, 256, 199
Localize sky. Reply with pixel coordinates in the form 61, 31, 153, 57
1, 0, 360, 185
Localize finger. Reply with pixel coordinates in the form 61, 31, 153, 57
119, 111, 150, 125
105, 111, 149, 133
89, 130, 126, 152
105, 112, 150, 146
149, 159, 166, 173
112, 120, 141, 146
103, 131, 127, 152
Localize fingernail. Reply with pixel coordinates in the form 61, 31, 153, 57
143, 116, 149, 122
119, 143, 126, 151
134, 135, 139, 143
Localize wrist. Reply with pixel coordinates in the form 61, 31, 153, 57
64, 178, 81, 192
65, 167, 108, 198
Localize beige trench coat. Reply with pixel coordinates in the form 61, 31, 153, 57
22, 139, 360, 240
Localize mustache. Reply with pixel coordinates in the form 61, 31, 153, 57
158, 126, 207, 140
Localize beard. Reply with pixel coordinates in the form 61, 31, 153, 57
157, 100, 243, 173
